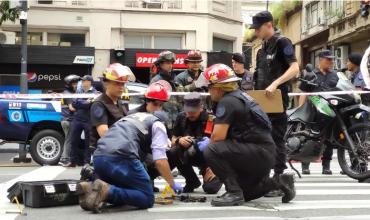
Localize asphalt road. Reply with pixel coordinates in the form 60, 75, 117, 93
1, 145, 370, 220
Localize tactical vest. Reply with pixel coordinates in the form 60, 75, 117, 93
238, 70, 254, 91
90, 93, 128, 147
121, 112, 160, 159
94, 112, 161, 160
254, 34, 291, 108
228, 90, 272, 130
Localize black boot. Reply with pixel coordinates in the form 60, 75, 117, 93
302, 162, 311, 175
322, 160, 332, 175
211, 178, 244, 206
264, 173, 283, 197
211, 192, 244, 206
279, 173, 296, 203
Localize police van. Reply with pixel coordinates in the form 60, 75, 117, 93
0, 82, 148, 166
0, 99, 64, 165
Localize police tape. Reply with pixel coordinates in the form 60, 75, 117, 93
1, 90, 370, 100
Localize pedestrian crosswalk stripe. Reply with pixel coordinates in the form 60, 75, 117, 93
274, 200, 370, 211
157, 215, 370, 220
295, 183, 366, 187
149, 205, 271, 212
296, 189, 370, 195
150, 200, 370, 213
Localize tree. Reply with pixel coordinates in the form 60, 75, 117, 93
0, 0, 20, 26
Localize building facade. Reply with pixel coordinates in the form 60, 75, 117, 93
0, 0, 243, 89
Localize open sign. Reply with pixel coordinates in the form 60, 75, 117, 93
136, 53, 187, 69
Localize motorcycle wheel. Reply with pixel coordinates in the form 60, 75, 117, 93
337, 123, 370, 180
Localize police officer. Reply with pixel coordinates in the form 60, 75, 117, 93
252, 11, 300, 196
347, 53, 365, 90
68, 75, 97, 167
198, 64, 296, 206
59, 75, 80, 166
90, 63, 135, 150
77, 94, 182, 213
231, 53, 254, 91
175, 50, 204, 92
299, 50, 339, 175
169, 92, 222, 194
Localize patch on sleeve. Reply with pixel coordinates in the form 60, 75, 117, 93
93, 105, 104, 119
216, 105, 226, 118
283, 45, 294, 57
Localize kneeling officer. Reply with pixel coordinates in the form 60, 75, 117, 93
197, 64, 296, 206
77, 82, 182, 213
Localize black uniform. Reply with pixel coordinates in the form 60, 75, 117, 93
236, 69, 254, 91
254, 32, 297, 174
204, 89, 279, 201
170, 111, 222, 194
90, 93, 128, 149
300, 68, 339, 162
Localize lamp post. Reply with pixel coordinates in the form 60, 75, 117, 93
19, 0, 28, 94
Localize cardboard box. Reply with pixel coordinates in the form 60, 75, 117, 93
247, 89, 284, 113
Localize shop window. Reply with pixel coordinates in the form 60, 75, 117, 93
71, 0, 87, 6
124, 34, 182, 49
154, 36, 181, 49
167, 0, 182, 9
213, 37, 233, 53
125, 0, 140, 8
125, 35, 151, 48
38, 0, 53, 4
47, 33, 85, 47
15, 32, 43, 45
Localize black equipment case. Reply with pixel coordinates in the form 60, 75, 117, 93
7, 180, 80, 208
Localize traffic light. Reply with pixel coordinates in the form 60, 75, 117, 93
361, 0, 370, 17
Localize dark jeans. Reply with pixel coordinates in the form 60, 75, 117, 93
204, 139, 278, 200
93, 156, 154, 209
269, 114, 288, 174
70, 120, 90, 164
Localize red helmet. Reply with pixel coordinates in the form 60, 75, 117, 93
185, 50, 203, 63
203, 64, 240, 85
145, 80, 172, 102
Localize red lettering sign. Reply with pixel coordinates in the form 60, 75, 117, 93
136, 53, 187, 69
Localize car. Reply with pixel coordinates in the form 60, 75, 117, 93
0, 82, 148, 165
126, 82, 148, 110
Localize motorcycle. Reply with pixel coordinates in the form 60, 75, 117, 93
285, 66, 370, 181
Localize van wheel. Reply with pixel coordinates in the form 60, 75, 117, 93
30, 129, 64, 165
